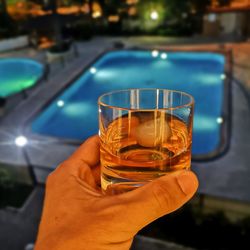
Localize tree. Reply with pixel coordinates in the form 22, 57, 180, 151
188, 0, 212, 33
136, 0, 213, 35
98, 0, 106, 11
0, 0, 7, 14
189, 0, 212, 13
43, 0, 63, 44
218, 0, 231, 6
137, 0, 192, 33
0, 0, 16, 38
104, 0, 123, 15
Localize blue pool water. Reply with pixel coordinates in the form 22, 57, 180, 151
0, 58, 44, 98
31, 50, 226, 156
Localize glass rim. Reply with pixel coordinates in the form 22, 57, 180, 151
98, 88, 194, 111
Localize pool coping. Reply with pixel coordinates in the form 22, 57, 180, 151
192, 48, 233, 161
21, 47, 233, 162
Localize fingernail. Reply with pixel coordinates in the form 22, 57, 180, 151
176, 170, 196, 195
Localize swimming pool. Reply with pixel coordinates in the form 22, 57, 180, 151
0, 58, 44, 98
31, 50, 230, 159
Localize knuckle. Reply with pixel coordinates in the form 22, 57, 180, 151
151, 180, 173, 212
151, 177, 186, 214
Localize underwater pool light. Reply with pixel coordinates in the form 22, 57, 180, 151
216, 117, 223, 124
151, 50, 159, 57
161, 53, 168, 59
57, 100, 64, 107
220, 74, 226, 80
90, 67, 97, 74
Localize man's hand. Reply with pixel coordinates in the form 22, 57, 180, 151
35, 135, 198, 250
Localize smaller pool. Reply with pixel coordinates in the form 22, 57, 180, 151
0, 58, 44, 98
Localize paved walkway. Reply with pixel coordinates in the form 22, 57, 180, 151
0, 186, 44, 250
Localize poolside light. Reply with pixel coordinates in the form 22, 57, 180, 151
216, 117, 223, 124
161, 53, 168, 60
220, 74, 226, 80
57, 100, 64, 107
90, 67, 97, 74
15, 136, 28, 147
152, 50, 159, 57
150, 11, 159, 21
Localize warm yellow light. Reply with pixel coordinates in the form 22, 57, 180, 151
92, 2, 102, 18
7, 2, 52, 20
57, 6, 80, 15
92, 11, 101, 18
17, 2, 24, 8
128, 7, 137, 16
81, 3, 90, 14
108, 15, 120, 22
126, 0, 138, 4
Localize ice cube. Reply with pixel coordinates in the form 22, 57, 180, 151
134, 118, 171, 147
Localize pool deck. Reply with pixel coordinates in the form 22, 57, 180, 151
0, 36, 250, 205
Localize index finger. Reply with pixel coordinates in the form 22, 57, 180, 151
68, 135, 100, 167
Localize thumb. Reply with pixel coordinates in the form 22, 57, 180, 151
116, 170, 198, 234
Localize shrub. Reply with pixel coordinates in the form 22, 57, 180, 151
71, 20, 93, 40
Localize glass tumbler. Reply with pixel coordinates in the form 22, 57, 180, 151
98, 89, 194, 194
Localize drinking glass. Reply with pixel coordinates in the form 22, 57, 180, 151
98, 89, 194, 194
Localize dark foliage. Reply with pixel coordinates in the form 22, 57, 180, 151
140, 204, 250, 250
0, 168, 33, 209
